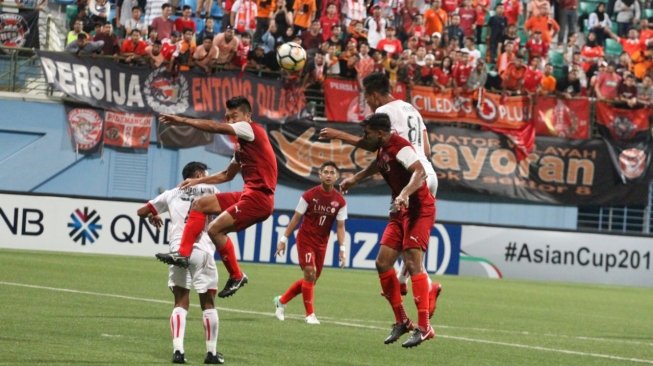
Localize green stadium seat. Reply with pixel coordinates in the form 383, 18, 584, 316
645, 9, 653, 20
605, 38, 623, 56
478, 44, 487, 59
66, 4, 78, 27
610, 21, 618, 34
553, 66, 567, 81
518, 30, 528, 46
549, 50, 564, 66
579, 1, 594, 15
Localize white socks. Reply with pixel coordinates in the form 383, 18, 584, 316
203, 309, 219, 355
170, 307, 188, 353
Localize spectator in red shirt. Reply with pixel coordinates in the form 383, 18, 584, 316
607, 28, 645, 57
319, 3, 340, 42
594, 61, 621, 100
523, 56, 543, 94
580, 31, 604, 75
161, 31, 180, 61
474, 2, 487, 44
302, 20, 322, 54
525, 30, 549, 63
503, 0, 521, 26
458, 0, 477, 37
151, 3, 175, 41
174, 6, 196, 36
433, 56, 453, 91
121, 28, 148, 62
376, 26, 403, 56
233, 32, 251, 70
441, 0, 459, 15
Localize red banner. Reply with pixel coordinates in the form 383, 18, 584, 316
323, 78, 406, 122
410, 88, 530, 129
65, 105, 104, 154
595, 102, 651, 141
104, 111, 152, 148
533, 97, 590, 139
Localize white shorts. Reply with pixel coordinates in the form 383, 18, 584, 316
168, 249, 218, 293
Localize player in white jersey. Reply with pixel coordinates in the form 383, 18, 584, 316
137, 161, 224, 365
320, 72, 442, 309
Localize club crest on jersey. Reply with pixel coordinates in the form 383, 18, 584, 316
144, 68, 190, 114
330, 201, 340, 207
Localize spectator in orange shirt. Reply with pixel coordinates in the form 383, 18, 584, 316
607, 28, 645, 57
424, 0, 448, 37
501, 53, 527, 93
174, 28, 196, 72
541, 63, 557, 94
254, 0, 276, 44
293, 0, 316, 33
497, 40, 516, 73
580, 31, 604, 75
524, 13, 559, 46
145, 41, 166, 67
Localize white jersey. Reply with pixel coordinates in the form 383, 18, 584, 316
376, 99, 438, 178
147, 184, 218, 253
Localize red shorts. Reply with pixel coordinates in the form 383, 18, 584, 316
216, 189, 274, 231
297, 242, 326, 280
380, 207, 436, 252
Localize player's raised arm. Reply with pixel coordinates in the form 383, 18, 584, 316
340, 160, 379, 193
178, 160, 241, 189
159, 113, 238, 135
319, 127, 379, 151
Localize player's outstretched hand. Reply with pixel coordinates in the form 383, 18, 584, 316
339, 176, 357, 194
178, 178, 199, 189
391, 194, 409, 212
148, 215, 163, 229
275, 242, 286, 257
319, 127, 341, 141
159, 114, 185, 125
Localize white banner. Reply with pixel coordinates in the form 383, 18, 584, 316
461, 225, 653, 287
0, 193, 169, 256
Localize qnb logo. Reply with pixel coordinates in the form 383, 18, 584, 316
67, 207, 102, 245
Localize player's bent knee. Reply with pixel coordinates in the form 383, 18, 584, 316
375, 258, 392, 273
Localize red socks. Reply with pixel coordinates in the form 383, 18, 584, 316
218, 238, 242, 279
411, 272, 430, 331
379, 268, 407, 324
178, 210, 206, 257
301, 281, 315, 316
280, 279, 303, 304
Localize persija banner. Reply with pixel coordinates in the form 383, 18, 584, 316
0, 10, 40, 48
64, 104, 104, 154
37, 51, 304, 122
533, 97, 590, 139
410, 87, 531, 130
595, 102, 651, 141
431, 126, 651, 205
323, 78, 407, 122
103, 111, 152, 148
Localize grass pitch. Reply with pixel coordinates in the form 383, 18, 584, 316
0, 249, 652, 365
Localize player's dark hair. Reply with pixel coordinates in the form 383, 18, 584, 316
362, 72, 390, 95
320, 161, 339, 172
226, 96, 252, 113
182, 161, 208, 179
362, 113, 391, 132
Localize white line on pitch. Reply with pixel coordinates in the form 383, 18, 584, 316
1, 280, 652, 365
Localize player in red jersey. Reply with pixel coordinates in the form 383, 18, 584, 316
155, 96, 278, 299
272, 162, 347, 325
340, 113, 435, 348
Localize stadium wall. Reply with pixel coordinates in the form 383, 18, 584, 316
0, 97, 577, 229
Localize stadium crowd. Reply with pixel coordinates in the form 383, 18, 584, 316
54, 0, 653, 105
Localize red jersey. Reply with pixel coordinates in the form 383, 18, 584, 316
233, 122, 278, 194
377, 38, 403, 56
452, 63, 473, 86
523, 67, 542, 93
175, 18, 197, 33
376, 134, 434, 214
433, 67, 451, 86
525, 39, 549, 60
319, 14, 340, 41
295, 185, 347, 247
458, 7, 476, 36
619, 37, 644, 57
441, 0, 459, 14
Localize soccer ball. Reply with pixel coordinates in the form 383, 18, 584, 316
276, 42, 307, 72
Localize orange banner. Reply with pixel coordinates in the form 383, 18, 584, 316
410, 87, 531, 129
